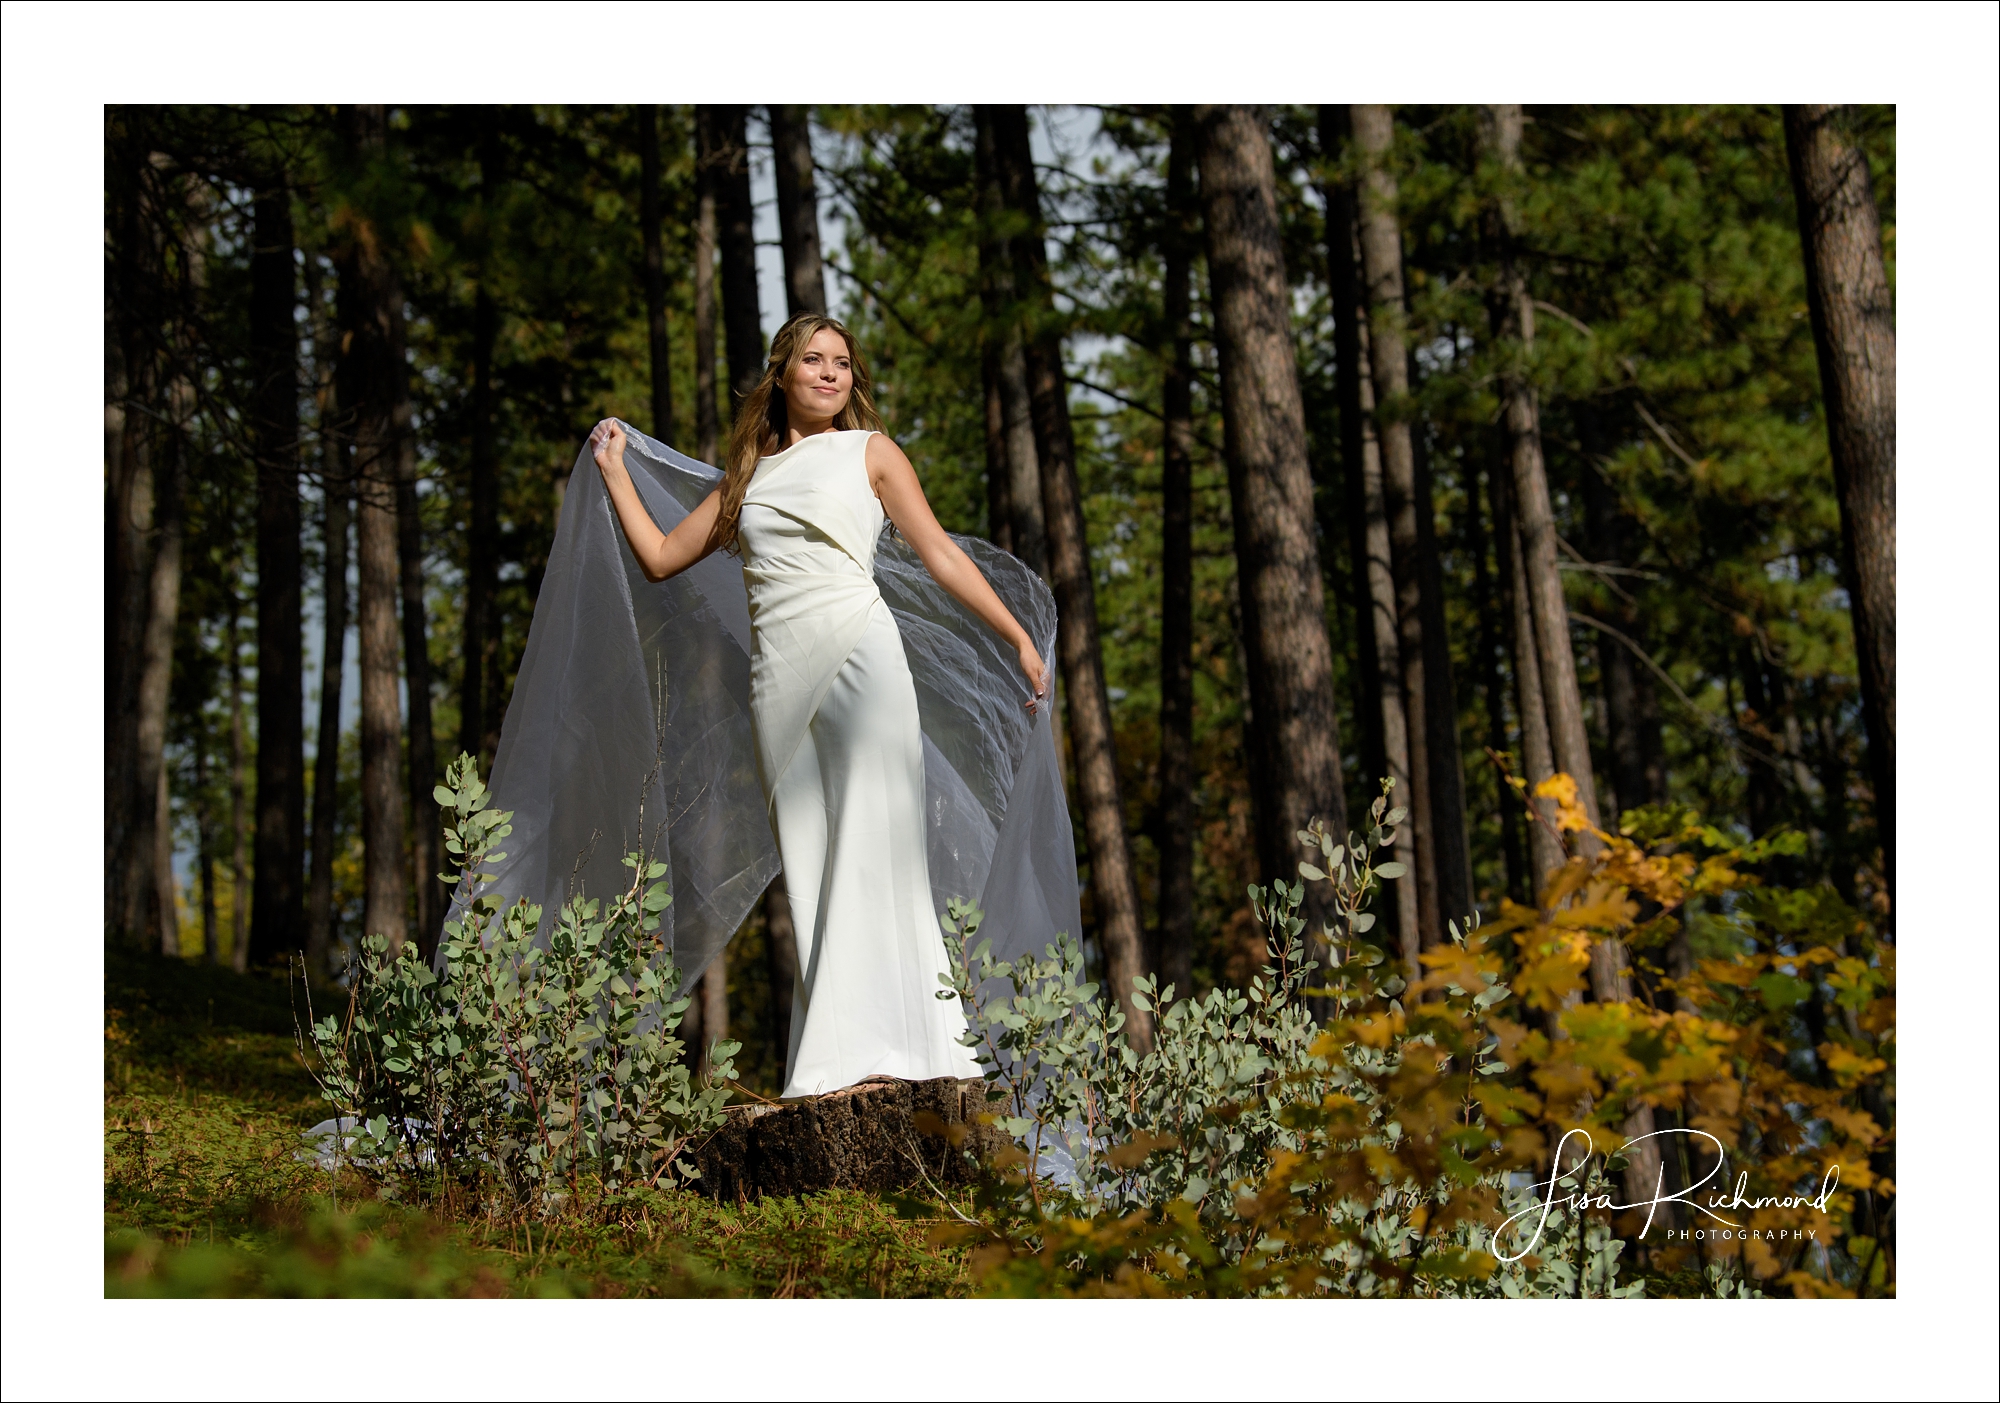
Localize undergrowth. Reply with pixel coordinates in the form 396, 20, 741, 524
103, 949, 971, 1298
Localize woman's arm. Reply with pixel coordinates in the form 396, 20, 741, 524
868, 432, 1050, 711
589, 419, 725, 583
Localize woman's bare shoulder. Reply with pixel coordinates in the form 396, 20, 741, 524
864, 430, 915, 486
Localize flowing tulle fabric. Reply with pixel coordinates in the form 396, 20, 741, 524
464, 424, 1082, 1006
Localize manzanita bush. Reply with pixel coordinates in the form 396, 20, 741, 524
304, 755, 738, 1213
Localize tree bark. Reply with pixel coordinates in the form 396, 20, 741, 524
1782, 104, 1896, 919
1353, 104, 1450, 953
338, 104, 410, 956
707, 106, 765, 407
979, 338, 1015, 554
1494, 466, 1565, 891
396, 363, 440, 963
156, 765, 180, 956
137, 411, 186, 963
1156, 109, 1198, 999
133, 424, 184, 956
1484, 105, 1657, 1206
696, 106, 772, 1060
769, 105, 827, 317
637, 104, 675, 442
699, 954, 729, 1079
1318, 108, 1386, 809
307, 467, 349, 980
227, 596, 251, 972
985, 104, 1153, 1048
197, 735, 220, 965
1322, 106, 1418, 964
107, 118, 162, 945
461, 131, 504, 773
304, 251, 348, 979
693, 106, 721, 464
1468, 462, 1529, 903
1481, 105, 1602, 837
250, 176, 306, 965
1195, 104, 1350, 961
1411, 426, 1473, 930
973, 107, 1048, 578
995, 335, 1045, 575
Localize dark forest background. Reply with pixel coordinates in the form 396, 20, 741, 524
104, 104, 1895, 1095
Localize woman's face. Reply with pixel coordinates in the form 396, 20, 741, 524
784, 327, 854, 425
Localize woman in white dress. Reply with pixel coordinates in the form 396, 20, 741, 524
588, 314, 1049, 1099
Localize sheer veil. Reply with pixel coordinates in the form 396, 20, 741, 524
462, 423, 1083, 999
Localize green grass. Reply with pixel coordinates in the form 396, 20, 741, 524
103, 950, 972, 1297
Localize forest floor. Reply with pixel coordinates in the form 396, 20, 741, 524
102, 951, 973, 1298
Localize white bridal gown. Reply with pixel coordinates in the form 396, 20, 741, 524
453, 422, 1080, 1108
736, 430, 985, 1097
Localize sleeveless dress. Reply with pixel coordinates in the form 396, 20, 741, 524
736, 430, 984, 1097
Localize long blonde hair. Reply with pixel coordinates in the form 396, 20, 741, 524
710, 313, 885, 554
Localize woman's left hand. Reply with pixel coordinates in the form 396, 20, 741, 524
1019, 642, 1049, 713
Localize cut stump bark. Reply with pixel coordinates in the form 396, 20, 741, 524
689, 1077, 1001, 1202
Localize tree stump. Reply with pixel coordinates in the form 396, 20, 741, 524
687, 1077, 1002, 1202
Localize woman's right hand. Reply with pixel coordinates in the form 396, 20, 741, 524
590, 418, 628, 475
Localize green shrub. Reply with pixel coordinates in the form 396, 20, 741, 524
305, 755, 738, 1211
930, 781, 1829, 1298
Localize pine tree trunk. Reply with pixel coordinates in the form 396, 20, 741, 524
197, 736, 220, 965
1319, 108, 1387, 807
106, 123, 157, 946
134, 394, 185, 957
460, 282, 500, 770
972, 107, 1047, 577
459, 133, 504, 771
156, 765, 180, 956
1468, 462, 1528, 903
1360, 345, 1421, 966
305, 251, 347, 979
250, 177, 305, 965
227, 598, 252, 972
1156, 109, 1198, 999
1782, 104, 1896, 919
397, 354, 440, 963
1352, 104, 1446, 952
986, 104, 1153, 1048
1324, 106, 1419, 962
1484, 105, 1657, 1206
995, 336, 1044, 574
769, 105, 827, 317
1481, 106, 1602, 836
699, 959, 729, 1079
1412, 426, 1473, 931
693, 106, 721, 465
694, 104, 770, 1059
131, 412, 185, 954
980, 339, 1015, 554
637, 104, 676, 442
709, 106, 764, 407
307, 470, 349, 980
1195, 103, 1350, 960
338, 104, 410, 956
1494, 467, 1565, 891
